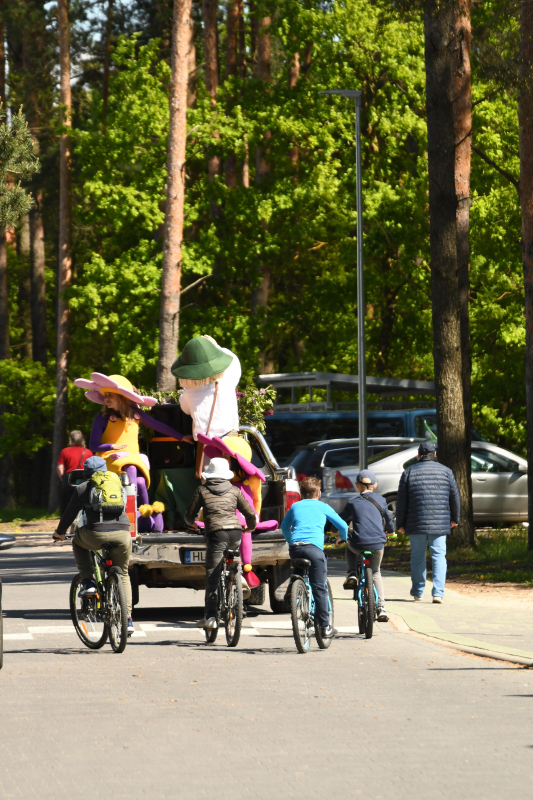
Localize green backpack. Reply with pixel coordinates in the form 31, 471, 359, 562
88, 471, 125, 520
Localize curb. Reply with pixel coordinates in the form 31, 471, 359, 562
387, 612, 533, 668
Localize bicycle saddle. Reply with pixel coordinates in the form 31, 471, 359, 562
291, 558, 311, 569
224, 548, 239, 559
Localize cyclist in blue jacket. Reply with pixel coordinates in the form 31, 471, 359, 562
339, 469, 394, 622
281, 476, 348, 639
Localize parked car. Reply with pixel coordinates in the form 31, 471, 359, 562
322, 441, 528, 525
287, 438, 423, 494
264, 409, 486, 464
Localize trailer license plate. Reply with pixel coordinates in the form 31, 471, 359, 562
184, 550, 205, 564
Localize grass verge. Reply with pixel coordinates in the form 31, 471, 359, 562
0, 508, 60, 524
325, 528, 533, 584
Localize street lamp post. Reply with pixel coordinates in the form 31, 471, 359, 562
319, 89, 367, 468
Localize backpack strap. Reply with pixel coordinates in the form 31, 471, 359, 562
361, 493, 388, 532
76, 447, 86, 470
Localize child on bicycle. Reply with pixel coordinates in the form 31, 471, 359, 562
339, 469, 394, 622
184, 458, 256, 629
281, 476, 348, 639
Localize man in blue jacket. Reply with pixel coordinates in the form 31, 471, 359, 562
340, 469, 394, 622
281, 476, 348, 639
396, 441, 460, 603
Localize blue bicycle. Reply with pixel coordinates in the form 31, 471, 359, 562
355, 550, 379, 639
289, 557, 334, 654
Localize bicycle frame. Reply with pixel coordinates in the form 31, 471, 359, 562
356, 552, 379, 609
293, 572, 332, 624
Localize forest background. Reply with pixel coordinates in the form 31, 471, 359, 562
0, 0, 523, 508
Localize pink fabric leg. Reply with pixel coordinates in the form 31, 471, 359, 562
241, 530, 252, 565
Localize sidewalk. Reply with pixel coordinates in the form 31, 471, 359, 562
328, 560, 533, 665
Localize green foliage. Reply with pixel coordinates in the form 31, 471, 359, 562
0, 359, 55, 457
238, 385, 276, 433
0, 109, 40, 232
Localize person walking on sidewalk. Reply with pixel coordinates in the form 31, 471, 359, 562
339, 469, 394, 622
396, 441, 460, 603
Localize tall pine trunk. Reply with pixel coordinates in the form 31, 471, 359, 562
157, 0, 193, 390
519, 0, 533, 548
49, 0, 72, 512
0, 8, 8, 361
102, 0, 114, 122
225, 0, 238, 187
30, 189, 47, 365
252, 14, 273, 373
424, 0, 473, 546
202, 0, 220, 213
452, 0, 474, 544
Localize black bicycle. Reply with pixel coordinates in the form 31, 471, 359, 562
69, 543, 129, 653
289, 558, 334, 654
204, 548, 244, 647
353, 550, 378, 640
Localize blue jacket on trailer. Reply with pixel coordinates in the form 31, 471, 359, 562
395, 456, 460, 537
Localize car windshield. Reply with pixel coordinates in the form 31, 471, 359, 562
287, 448, 313, 471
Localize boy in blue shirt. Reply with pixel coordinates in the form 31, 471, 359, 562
281, 476, 348, 639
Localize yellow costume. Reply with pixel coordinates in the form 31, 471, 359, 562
99, 415, 151, 488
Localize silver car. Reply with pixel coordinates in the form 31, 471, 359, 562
321, 441, 528, 524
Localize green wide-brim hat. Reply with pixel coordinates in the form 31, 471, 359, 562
171, 337, 233, 380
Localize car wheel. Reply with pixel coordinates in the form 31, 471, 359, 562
385, 494, 397, 528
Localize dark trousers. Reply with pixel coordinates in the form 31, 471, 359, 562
289, 543, 329, 628
205, 528, 242, 616
61, 476, 75, 514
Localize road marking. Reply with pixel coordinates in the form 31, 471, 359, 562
3, 633, 33, 640
251, 621, 293, 630
28, 626, 75, 634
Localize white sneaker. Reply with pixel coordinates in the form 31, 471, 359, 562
377, 606, 389, 622
196, 617, 218, 629
432, 596, 443, 604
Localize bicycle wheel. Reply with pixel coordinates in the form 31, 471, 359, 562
290, 578, 311, 654
315, 579, 335, 650
225, 570, 243, 647
106, 570, 129, 653
364, 566, 375, 640
70, 573, 107, 649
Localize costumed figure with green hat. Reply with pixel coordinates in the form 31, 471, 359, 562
74, 373, 193, 533
173, 336, 276, 589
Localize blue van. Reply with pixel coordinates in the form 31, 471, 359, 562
264, 409, 485, 464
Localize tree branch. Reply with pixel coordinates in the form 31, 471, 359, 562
471, 144, 520, 195
180, 274, 210, 295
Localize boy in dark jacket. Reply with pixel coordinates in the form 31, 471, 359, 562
185, 458, 257, 629
339, 469, 394, 622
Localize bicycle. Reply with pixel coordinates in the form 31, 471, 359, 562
204, 548, 244, 647
69, 540, 129, 654
289, 557, 334, 654
353, 550, 379, 640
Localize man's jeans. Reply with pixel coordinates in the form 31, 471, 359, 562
289, 543, 329, 628
409, 534, 447, 598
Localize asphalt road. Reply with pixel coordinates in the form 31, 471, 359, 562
1, 547, 532, 799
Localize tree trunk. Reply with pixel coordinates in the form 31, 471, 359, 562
253, 14, 272, 373
49, 0, 72, 512
102, 0, 114, 122
519, 0, 533, 549
30, 189, 47, 365
0, 11, 8, 361
452, 0, 474, 542
187, 10, 196, 107
225, 0, 239, 187
238, 0, 246, 78
202, 0, 220, 211
17, 214, 33, 359
157, 0, 193, 391
424, 0, 473, 546
288, 51, 299, 167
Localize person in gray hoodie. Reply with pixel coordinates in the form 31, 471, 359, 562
185, 458, 256, 629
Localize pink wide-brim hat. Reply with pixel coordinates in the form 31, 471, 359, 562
74, 372, 157, 407
197, 433, 266, 482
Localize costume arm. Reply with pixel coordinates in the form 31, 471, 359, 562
137, 408, 185, 441
89, 414, 112, 452
324, 507, 349, 541
236, 491, 257, 531
184, 487, 203, 527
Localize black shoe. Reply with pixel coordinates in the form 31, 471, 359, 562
320, 625, 338, 639
343, 573, 357, 590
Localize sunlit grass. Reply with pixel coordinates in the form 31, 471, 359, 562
0, 508, 60, 524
